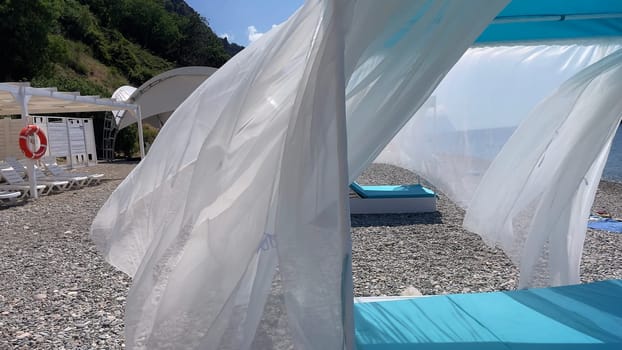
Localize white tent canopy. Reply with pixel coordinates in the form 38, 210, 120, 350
111, 85, 137, 126
91, 0, 622, 349
114, 66, 218, 130
0, 82, 137, 115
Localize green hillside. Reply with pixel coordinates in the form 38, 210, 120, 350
0, 0, 243, 96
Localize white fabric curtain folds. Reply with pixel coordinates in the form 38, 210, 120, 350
377, 43, 622, 287
464, 50, 622, 288
377, 43, 622, 206
91, 0, 507, 348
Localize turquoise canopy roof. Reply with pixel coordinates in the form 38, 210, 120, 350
478, 0, 622, 43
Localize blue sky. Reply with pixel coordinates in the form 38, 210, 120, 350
186, 0, 304, 46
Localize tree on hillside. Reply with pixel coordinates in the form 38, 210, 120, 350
0, 0, 59, 81
175, 14, 230, 67
117, 0, 182, 59
0, 0, 242, 90
221, 37, 244, 57
79, 0, 235, 68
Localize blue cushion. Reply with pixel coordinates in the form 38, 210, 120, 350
354, 279, 622, 350
588, 219, 622, 233
350, 182, 435, 199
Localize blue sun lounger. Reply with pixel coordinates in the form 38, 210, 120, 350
349, 181, 436, 214
354, 279, 622, 350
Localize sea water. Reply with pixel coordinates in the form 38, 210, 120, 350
603, 126, 622, 182
440, 126, 622, 183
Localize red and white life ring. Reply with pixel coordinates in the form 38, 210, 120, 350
18, 124, 48, 160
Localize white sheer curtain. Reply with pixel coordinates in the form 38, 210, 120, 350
344, 1, 509, 180
377, 43, 622, 287
465, 50, 622, 288
91, 0, 507, 348
377, 43, 622, 205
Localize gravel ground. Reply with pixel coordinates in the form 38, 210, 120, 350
1, 161, 621, 349
1, 162, 135, 349
353, 164, 622, 296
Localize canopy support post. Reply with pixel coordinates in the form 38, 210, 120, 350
12, 86, 37, 198
135, 106, 145, 158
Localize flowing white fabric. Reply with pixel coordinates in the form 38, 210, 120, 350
95, 2, 352, 348
343, 1, 508, 180
377, 43, 622, 287
91, 0, 506, 348
377, 43, 622, 205
465, 50, 622, 287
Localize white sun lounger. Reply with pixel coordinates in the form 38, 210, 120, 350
0, 167, 68, 195
0, 190, 21, 203
0, 175, 46, 198
36, 167, 87, 189
4, 157, 88, 189
43, 161, 104, 185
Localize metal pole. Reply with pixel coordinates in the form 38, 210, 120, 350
135, 106, 145, 158
13, 86, 38, 198
65, 118, 73, 168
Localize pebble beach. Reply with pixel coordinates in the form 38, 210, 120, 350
1, 161, 621, 349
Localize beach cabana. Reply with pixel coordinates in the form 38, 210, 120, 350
103, 67, 217, 160
91, 1, 622, 349
112, 66, 218, 130
0, 82, 139, 198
